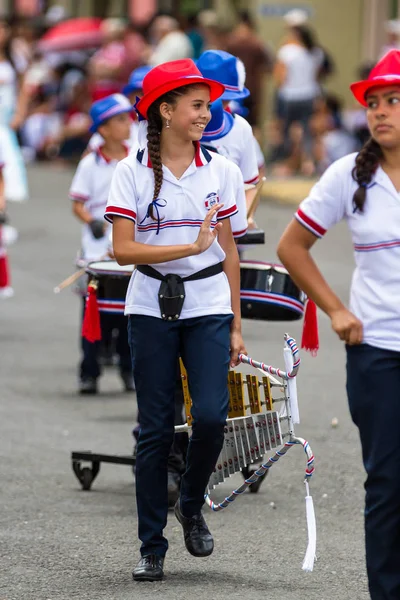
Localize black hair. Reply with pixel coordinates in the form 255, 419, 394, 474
351, 138, 383, 212
293, 24, 316, 52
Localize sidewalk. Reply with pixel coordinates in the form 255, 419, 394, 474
262, 177, 317, 206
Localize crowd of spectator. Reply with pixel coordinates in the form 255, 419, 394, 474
2, 5, 395, 177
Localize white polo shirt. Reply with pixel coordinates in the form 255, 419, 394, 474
203, 114, 259, 186
69, 145, 129, 260
295, 152, 400, 351
105, 141, 245, 319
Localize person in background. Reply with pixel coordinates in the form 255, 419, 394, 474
185, 14, 204, 60
273, 24, 323, 175
89, 18, 127, 101
70, 94, 134, 394
312, 94, 358, 173
145, 15, 193, 66
226, 11, 273, 128
380, 19, 400, 58
87, 65, 151, 153
0, 143, 13, 298
197, 10, 227, 52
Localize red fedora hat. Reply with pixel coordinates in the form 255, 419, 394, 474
350, 50, 400, 106
135, 59, 225, 119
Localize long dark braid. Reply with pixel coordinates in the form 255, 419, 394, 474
145, 84, 203, 218
351, 138, 382, 213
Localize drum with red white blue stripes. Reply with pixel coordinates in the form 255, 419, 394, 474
85, 260, 134, 314
240, 260, 305, 321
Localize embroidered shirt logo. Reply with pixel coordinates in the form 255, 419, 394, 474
205, 192, 219, 210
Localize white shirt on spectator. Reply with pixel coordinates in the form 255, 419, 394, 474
278, 43, 323, 101
295, 152, 400, 351
148, 31, 193, 66
202, 114, 260, 187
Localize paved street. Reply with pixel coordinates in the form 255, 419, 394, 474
1, 165, 369, 600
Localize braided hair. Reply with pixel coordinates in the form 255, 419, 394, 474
351, 138, 383, 213
146, 84, 202, 218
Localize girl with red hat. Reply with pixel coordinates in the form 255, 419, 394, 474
105, 59, 246, 582
277, 49, 400, 599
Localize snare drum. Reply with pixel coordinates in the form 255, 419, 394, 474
240, 260, 305, 321
86, 260, 134, 314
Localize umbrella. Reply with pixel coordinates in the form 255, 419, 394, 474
38, 17, 104, 53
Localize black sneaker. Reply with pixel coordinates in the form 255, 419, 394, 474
174, 500, 214, 557
79, 377, 98, 395
121, 372, 135, 392
167, 471, 180, 508
132, 555, 164, 582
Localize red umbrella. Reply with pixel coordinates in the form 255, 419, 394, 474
38, 17, 104, 53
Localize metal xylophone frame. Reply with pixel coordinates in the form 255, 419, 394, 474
175, 334, 315, 511
71, 334, 314, 497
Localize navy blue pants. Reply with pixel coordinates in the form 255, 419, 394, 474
80, 300, 131, 380
128, 313, 232, 557
346, 344, 400, 600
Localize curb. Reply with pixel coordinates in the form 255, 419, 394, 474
260, 178, 317, 206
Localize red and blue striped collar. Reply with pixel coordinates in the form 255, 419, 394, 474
136, 141, 212, 169
95, 144, 129, 164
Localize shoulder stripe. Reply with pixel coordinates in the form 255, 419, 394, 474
295, 208, 326, 238
105, 205, 136, 223
217, 204, 238, 220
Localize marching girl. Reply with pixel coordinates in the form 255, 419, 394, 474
277, 50, 400, 600
105, 59, 246, 582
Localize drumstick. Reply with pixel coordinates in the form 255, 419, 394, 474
53, 268, 86, 294
246, 176, 266, 220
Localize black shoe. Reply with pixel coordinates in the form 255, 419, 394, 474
242, 464, 269, 493
167, 471, 180, 508
174, 500, 214, 557
121, 372, 135, 392
132, 555, 164, 582
79, 377, 98, 395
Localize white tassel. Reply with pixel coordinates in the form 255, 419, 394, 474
302, 481, 317, 572
283, 347, 300, 424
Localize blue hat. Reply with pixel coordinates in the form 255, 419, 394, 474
89, 93, 134, 133
201, 99, 234, 141
197, 50, 250, 101
122, 65, 152, 96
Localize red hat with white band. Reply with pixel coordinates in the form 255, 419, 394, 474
350, 49, 400, 106
135, 59, 225, 119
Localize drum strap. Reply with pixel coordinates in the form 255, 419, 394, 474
136, 262, 223, 321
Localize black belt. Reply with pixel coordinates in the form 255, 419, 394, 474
136, 262, 223, 320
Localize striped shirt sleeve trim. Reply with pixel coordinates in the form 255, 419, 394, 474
104, 205, 136, 223
233, 226, 248, 238
70, 192, 89, 203
244, 174, 260, 185
295, 208, 326, 238
217, 204, 238, 220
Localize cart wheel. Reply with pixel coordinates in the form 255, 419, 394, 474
81, 467, 93, 491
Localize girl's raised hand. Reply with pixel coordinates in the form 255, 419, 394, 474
192, 204, 224, 255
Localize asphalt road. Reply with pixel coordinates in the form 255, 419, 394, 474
1, 165, 369, 600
